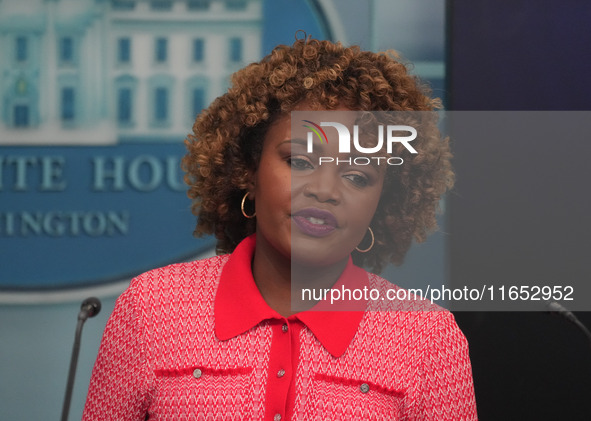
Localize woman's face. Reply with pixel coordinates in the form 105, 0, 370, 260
252, 108, 386, 269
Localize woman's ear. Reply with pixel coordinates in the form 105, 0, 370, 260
245, 170, 256, 199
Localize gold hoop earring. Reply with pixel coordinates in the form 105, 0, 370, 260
356, 227, 374, 253
241, 192, 256, 219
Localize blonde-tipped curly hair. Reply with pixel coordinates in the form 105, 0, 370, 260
183, 37, 454, 274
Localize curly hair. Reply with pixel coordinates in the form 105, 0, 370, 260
183, 36, 454, 274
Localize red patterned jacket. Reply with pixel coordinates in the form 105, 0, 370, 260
83, 235, 477, 420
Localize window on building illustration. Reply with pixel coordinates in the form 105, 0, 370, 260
151, 0, 172, 10
60, 37, 74, 63
16, 37, 28, 62
193, 39, 205, 62
61, 88, 75, 121
192, 88, 205, 117
155, 38, 168, 63
118, 38, 131, 63
154, 87, 168, 122
188, 0, 210, 10
118, 88, 132, 124
111, 0, 136, 10
229, 37, 243, 62
225, 0, 247, 11
14, 105, 29, 127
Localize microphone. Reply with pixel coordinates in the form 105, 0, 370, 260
61, 297, 102, 421
546, 301, 591, 350
79, 297, 102, 321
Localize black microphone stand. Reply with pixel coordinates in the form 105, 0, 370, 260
547, 301, 591, 350
61, 297, 101, 421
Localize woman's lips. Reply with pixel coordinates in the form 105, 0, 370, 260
292, 208, 338, 237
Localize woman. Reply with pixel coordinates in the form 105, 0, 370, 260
83, 36, 477, 420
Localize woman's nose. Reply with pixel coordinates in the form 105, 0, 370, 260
301, 171, 341, 204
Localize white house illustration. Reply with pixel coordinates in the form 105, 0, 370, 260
0, 0, 262, 145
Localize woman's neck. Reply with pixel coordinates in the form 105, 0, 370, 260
251, 236, 348, 317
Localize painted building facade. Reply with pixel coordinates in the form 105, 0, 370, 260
0, 0, 262, 144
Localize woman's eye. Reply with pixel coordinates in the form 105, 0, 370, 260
288, 157, 314, 171
344, 173, 369, 188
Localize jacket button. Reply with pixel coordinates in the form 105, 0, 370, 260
193, 369, 202, 379
360, 383, 370, 393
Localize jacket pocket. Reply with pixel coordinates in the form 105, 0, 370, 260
151, 365, 255, 419
306, 373, 405, 420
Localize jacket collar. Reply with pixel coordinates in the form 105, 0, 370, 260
214, 234, 367, 358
